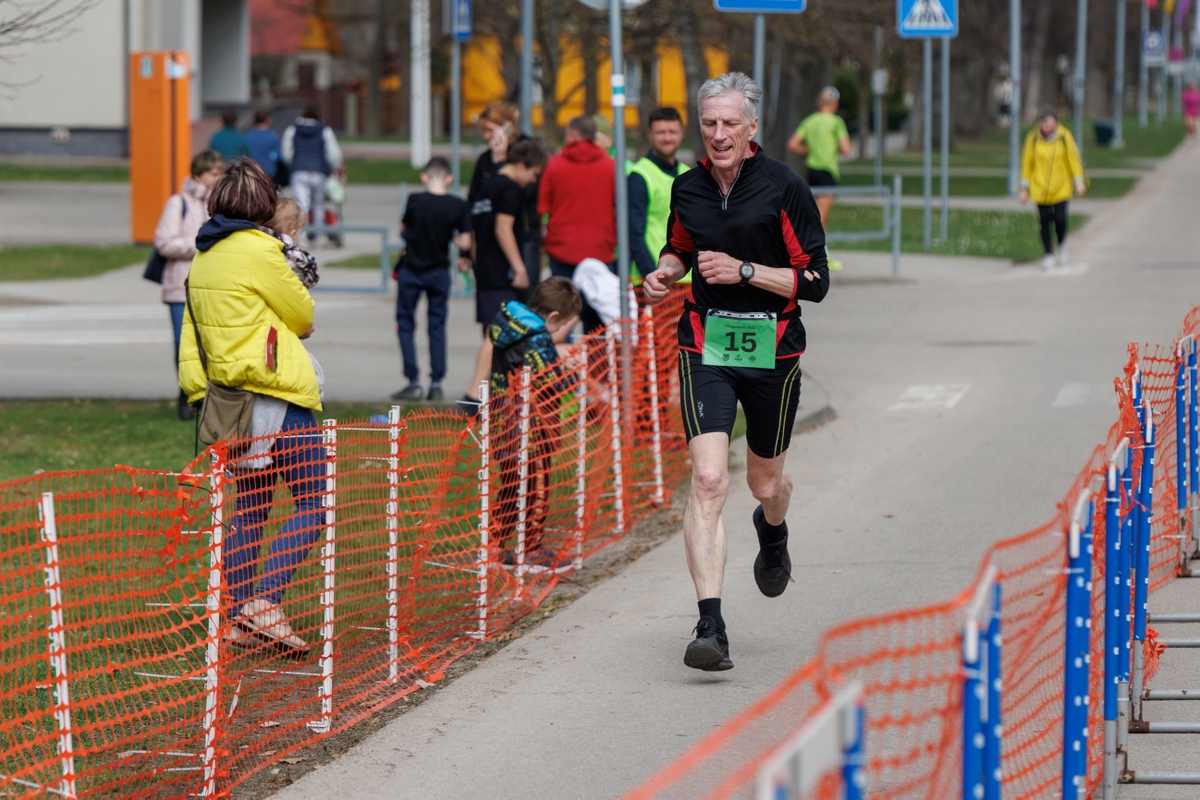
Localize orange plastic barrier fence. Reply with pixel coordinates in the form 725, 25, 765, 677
625, 308, 1200, 800
0, 292, 692, 797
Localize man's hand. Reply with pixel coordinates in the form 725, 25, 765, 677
642, 268, 671, 304
510, 266, 530, 290
1018, 188, 1029, 205
697, 250, 744, 285
456, 256, 472, 273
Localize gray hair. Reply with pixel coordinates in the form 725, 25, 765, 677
697, 72, 762, 121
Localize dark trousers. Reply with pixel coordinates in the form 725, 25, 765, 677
396, 267, 451, 383
547, 256, 616, 333
518, 239, 542, 305
1037, 202, 1068, 255
168, 302, 185, 367
227, 406, 326, 611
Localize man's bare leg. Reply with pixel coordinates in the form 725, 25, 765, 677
683, 432, 731, 600
746, 447, 794, 597
682, 432, 735, 671
815, 194, 835, 227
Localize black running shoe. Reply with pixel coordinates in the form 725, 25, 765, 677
684, 616, 733, 671
390, 383, 425, 401
753, 505, 792, 598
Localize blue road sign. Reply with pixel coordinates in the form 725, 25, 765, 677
897, 0, 958, 38
452, 0, 472, 41
1143, 29, 1166, 66
714, 0, 805, 14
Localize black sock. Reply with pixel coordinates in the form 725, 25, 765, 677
698, 598, 724, 630
756, 507, 788, 547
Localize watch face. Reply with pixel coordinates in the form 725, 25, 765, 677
740, 262, 754, 280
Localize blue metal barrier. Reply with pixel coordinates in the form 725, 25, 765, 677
1063, 492, 1094, 800
810, 174, 903, 276
1131, 399, 1156, 717
306, 223, 396, 293
984, 583, 1002, 800
1103, 437, 1131, 800
755, 682, 865, 800
961, 565, 999, 800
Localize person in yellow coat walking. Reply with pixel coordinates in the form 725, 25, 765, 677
1019, 109, 1087, 268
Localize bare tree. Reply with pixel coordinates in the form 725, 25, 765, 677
0, 0, 99, 93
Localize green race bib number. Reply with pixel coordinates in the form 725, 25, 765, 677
702, 310, 777, 370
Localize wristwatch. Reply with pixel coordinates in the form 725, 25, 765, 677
739, 261, 755, 286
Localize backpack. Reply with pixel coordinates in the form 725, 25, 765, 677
143, 196, 188, 284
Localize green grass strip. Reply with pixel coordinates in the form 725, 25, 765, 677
0, 245, 152, 282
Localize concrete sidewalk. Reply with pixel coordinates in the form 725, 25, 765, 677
255, 130, 1200, 797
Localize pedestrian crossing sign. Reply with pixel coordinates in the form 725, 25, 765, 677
897, 0, 958, 38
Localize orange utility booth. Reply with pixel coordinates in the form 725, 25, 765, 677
129, 52, 192, 244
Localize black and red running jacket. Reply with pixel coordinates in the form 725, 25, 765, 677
660, 143, 830, 359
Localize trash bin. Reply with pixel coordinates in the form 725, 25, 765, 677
1094, 119, 1115, 147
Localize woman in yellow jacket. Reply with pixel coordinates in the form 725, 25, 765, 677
179, 158, 322, 655
1019, 109, 1087, 268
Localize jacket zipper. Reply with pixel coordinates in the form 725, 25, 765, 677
718, 159, 746, 210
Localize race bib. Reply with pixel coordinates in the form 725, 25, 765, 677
702, 310, 777, 370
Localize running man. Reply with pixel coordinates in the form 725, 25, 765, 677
643, 72, 830, 671
788, 87, 851, 270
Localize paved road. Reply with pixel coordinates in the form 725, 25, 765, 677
258, 144, 1200, 797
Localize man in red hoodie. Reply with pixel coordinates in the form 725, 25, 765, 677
538, 115, 616, 331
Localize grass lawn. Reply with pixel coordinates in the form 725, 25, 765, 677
0, 164, 130, 182
344, 159, 476, 185
826, 206, 1086, 262
0, 400, 399, 481
326, 253, 389, 269
0, 245, 151, 281
866, 115, 1185, 172
839, 173, 1135, 198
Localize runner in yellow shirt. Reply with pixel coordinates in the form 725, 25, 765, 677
788, 87, 851, 270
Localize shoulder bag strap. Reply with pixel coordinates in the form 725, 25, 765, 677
184, 278, 209, 376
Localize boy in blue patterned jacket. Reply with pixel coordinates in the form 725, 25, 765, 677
489, 277, 582, 569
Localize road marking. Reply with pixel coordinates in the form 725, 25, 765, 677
888, 384, 969, 411
1053, 383, 1117, 408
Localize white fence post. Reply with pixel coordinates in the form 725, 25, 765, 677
644, 304, 665, 506
386, 405, 401, 682
607, 329, 626, 537
200, 456, 225, 797
473, 381, 491, 640
39, 492, 77, 800
515, 366, 532, 580
574, 344, 589, 572
308, 421, 337, 733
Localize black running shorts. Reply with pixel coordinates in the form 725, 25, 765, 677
806, 168, 838, 188
677, 350, 803, 459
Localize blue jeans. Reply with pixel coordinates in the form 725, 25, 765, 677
395, 267, 450, 382
226, 405, 326, 610
168, 302, 185, 367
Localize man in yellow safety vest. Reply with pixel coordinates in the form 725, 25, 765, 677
627, 107, 690, 289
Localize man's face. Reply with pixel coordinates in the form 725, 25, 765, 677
649, 120, 683, 160
700, 94, 757, 172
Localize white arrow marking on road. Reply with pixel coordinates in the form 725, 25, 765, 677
888, 384, 969, 411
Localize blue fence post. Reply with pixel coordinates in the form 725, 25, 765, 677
1117, 445, 1134, 758
1178, 343, 1189, 571
984, 582, 1002, 800
1131, 404, 1156, 719
842, 700, 866, 800
1190, 344, 1198, 540
1063, 496, 1094, 800
1103, 438, 1129, 800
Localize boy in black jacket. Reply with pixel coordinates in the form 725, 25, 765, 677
392, 157, 473, 401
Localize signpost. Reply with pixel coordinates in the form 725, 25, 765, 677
447, 0, 472, 191
897, 0, 957, 250
714, 0, 806, 143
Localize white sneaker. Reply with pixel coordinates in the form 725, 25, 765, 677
1041, 254, 1056, 270
1057, 245, 1068, 266
238, 598, 309, 655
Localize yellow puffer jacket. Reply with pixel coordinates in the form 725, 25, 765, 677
1020, 126, 1085, 206
179, 227, 321, 410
